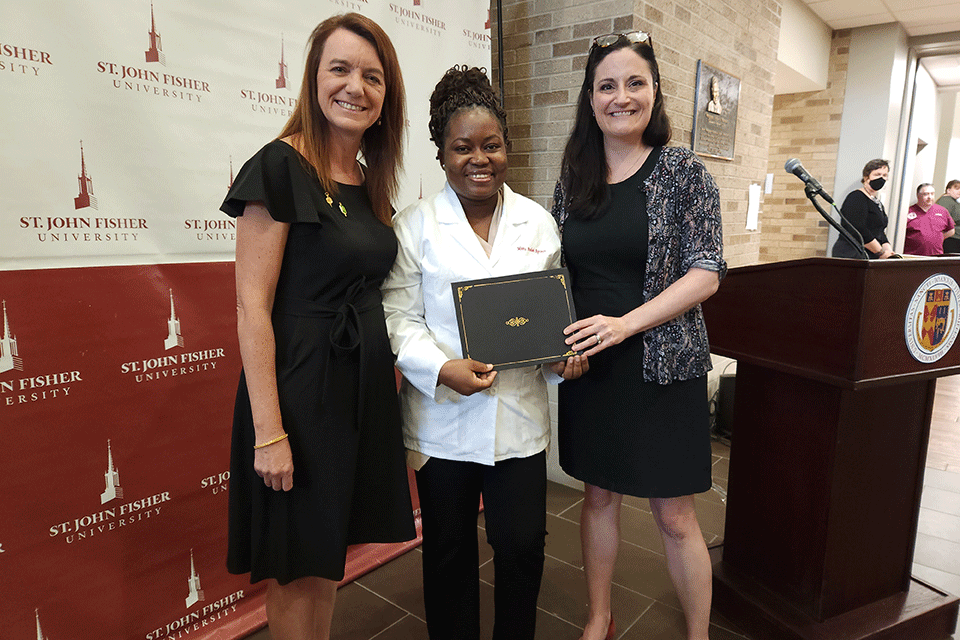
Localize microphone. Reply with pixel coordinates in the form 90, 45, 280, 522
784, 158, 834, 204
785, 158, 869, 258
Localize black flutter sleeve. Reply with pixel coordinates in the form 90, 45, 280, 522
220, 139, 325, 224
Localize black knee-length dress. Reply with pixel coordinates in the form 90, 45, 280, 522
221, 140, 415, 584
558, 148, 712, 499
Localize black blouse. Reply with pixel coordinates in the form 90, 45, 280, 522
833, 189, 887, 258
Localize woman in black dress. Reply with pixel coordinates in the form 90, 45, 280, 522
221, 14, 414, 640
831, 158, 894, 259
553, 32, 725, 640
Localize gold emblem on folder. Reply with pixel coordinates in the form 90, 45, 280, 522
505, 316, 529, 327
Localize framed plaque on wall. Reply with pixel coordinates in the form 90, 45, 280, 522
692, 60, 740, 161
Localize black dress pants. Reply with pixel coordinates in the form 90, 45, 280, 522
415, 451, 547, 640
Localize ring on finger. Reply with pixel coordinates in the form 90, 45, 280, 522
595, 334, 602, 345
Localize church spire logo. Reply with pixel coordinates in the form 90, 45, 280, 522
275, 34, 287, 89
145, 1, 166, 65
35, 609, 50, 640
0, 300, 22, 375
74, 141, 98, 211
185, 549, 205, 608
100, 439, 123, 504
164, 289, 184, 351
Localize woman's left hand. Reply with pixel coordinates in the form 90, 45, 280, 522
549, 353, 590, 380
563, 314, 630, 357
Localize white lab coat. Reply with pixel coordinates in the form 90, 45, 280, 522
382, 183, 562, 465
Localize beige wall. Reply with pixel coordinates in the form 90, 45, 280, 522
934, 90, 960, 192
761, 29, 850, 262
776, 0, 832, 93
492, 0, 784, 269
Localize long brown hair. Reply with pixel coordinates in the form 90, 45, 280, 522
278, 13, 405, 225
560, 34, 671, 220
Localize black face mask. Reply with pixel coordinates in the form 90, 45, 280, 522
869, 177, 886, 191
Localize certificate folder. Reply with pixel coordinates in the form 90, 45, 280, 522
451, 268, 578, 370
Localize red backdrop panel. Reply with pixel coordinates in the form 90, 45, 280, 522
0, 263, 420, 640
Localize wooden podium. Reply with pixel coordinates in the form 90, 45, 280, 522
701, 257, 960, 640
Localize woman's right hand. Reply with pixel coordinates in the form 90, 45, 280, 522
438, 359, 497, 396
254, 437, 294, 491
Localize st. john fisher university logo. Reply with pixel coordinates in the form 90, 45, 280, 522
185, 549, 205, 608
275, 35, 287, 89
905, 274, 960, 363
145, 1, 165, 65
164, 289, 184, 351
74, 141, 97, 211
35, 609, 50, 640
1, 300, 22, 374
101, 440, 123, 504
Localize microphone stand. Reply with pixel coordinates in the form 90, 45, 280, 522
803, 183, 871, 260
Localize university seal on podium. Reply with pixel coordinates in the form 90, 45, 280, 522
905, 273, 960, 363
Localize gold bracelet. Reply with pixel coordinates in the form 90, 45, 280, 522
254, 433, 289, 450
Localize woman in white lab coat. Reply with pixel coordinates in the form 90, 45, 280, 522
381, 66, 586, 640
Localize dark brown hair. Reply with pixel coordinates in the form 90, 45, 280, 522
861, 158, 889, 181
560, 34, 671, 220
278, 13, 405, 225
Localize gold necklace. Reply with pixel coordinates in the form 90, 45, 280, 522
325, 162, 364, 217
325, 191, 348, 217
610, 146, 651, 183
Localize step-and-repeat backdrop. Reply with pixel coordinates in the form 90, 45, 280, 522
0, 1, 492, 638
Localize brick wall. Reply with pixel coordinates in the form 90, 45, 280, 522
760, 30, 850, 262
491, 0, 784, 268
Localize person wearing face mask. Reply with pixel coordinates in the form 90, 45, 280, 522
938, 180, 960, 254
903, 183, 955, 256
381, 66, 587, 640
832, 159, 895, 259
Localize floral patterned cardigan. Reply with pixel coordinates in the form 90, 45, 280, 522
552, 146, 726, 385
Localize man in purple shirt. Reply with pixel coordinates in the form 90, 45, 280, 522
904, 183, 955, 256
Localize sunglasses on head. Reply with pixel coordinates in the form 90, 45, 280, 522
590, 30, 652, 50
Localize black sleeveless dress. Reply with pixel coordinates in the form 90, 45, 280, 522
558, 148, 712, 498
221, 140, 414, 584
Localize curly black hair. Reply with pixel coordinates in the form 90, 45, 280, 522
428, 65, 508, 150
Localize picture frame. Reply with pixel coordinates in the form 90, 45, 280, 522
692, 60, 740, 161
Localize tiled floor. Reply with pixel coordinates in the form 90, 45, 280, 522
915, 374, 960, 640
247, 375, 960, 640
